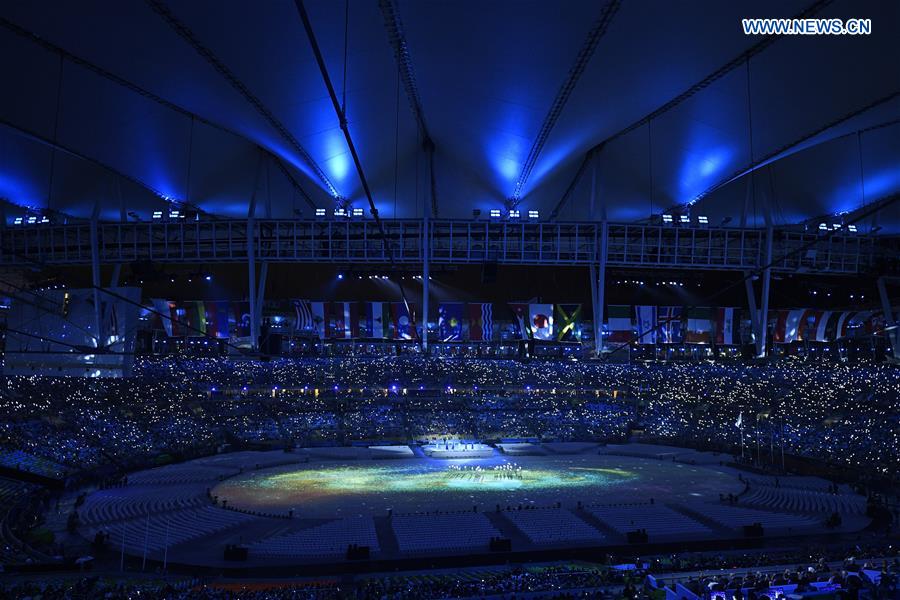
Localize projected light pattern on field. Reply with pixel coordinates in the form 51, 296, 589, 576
225, 463, 635, 503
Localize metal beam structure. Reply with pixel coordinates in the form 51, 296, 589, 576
510, 0, 621, 204
0, 218, 881, 274
877, 276, 899, 361
146, 0, 340, 200
595, 220, 608, 355
548, 0, 833, 220
89, 216, 103, 347
757, 225, 774, 357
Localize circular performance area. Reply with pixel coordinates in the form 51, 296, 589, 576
76, 443, 871, 568
212, 454, 739, 518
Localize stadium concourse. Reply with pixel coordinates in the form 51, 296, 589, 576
1, 0, 899, 598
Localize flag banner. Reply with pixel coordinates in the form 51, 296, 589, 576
356, 302, 370, 337
509, 303, 531, 339
232, 301, 252, 339
151, 298, 174, 337
325, 302, 353, 339
391, 302, 416, 340
349, 302, 361, 338
309, 302, 326, 340
869, 311, 887, 336
658, 306, 683, 344
769, 310, 788, 344
294, 300, 314, 333
798, 310, 821, 342
204, 301, 231, 339
835, 311, 853, 339
844, 311, 873, 338
361, 302, 388, 338
438, 303, 464, 341
556, 304, 582, 341
4, 287, 141, 377
715, 307, 736, 345
824, 311, 843, 341
169, 302, 188, 337
782, 309, 806, 343
607, 305, 633, 343
467, 303, 493, 341
814, 310, 833, 342
634, 305, 657, 344
529, 303, 554, 340
186, 301, 207, 337
685, 307, 714, 344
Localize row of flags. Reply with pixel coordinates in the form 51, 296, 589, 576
619, 306, 892, 345
293, 301, 417, 340
623, 306, 735, 345
147, 299, 893, 345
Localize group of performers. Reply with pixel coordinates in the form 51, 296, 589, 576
447, 463, 524, 481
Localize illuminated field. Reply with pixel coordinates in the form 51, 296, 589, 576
212, 455, 742, 517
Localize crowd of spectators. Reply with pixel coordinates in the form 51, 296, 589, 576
0, 544, 897, 599
0, 356, 898, 480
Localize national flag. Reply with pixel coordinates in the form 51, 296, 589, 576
844, 311, 873, 338
192, 301, 207, 336
824, 311, 843, 341
169, 301, 189, 337
529, 303, 554, 340
634, 305, 657, 345
294, 300, 313, 332
391, 302, 416, 340
798, 310, 821, 342
685, 307, 713, 344
232, 301, 252, 339
438, 303, 464, 341
509, 303, 531, 339
782, 309, 806, 343
310, 301, 326, 340
814, 310, 833, 342
556, 304, 582, 341
715, 307, 736, 345
467, 303, 493, 341
205, 301, 230, 339
735, 412, 743, 428
658, 306, 683, 344
361, 302, 389, 338
769, 310, 789, 344
607, 305, 633, 343
151, 298, 174, 337
325, 302, 353, 339
835, 311, 853, 339
869, 311, 887, 337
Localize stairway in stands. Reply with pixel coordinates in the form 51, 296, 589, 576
667, 503, 743, 536
573, 507, 622, 539
483, 511, 531, 548
373, 515, 400, 555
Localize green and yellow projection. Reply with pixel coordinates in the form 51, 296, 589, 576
224, 463, 636, 502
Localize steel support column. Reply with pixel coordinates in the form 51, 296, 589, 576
256, 261, 268, 342
422, 213, 430, 350
89, 216, 103, 348
589, 263, 598, 350
247, 218, 258, 350
757, 225, 774, 358
596, 220, 608, 355
743, 270, 760, 354
109, 264, 122, 288
877, 277, 899, 361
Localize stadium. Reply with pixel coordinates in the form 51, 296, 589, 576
0, 1, 898, 598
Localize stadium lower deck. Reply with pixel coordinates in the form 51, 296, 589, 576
67, 443, 872, 570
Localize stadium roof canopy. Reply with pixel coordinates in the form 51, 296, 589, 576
0, 0, 898, 231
